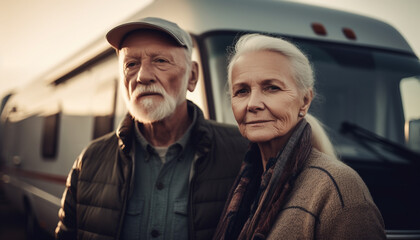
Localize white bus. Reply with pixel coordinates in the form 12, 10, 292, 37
1, 0, 420, 238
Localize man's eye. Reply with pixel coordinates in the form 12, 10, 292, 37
125, 62, 138, 69
154, 58, 168, 63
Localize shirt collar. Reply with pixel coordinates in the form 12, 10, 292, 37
133, 104, 198, 157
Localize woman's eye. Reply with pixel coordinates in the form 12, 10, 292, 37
265, 85, 281, 92
233, 88, 249, 96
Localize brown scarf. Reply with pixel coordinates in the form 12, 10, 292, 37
213, 119, 312, 240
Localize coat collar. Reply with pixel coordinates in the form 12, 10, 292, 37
116, 100, 213, 157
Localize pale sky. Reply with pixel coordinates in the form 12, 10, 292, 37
0, 0, 152, 98
0, 0, 419, 100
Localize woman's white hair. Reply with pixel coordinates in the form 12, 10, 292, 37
306, 113, 337, 158
228, 33, 337, 158
228, 33, 314, 95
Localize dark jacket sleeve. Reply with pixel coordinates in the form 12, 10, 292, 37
55, 153, 83, 240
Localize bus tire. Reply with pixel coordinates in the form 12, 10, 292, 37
24, 199, 42, 240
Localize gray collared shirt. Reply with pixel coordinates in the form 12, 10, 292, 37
121, 108, 197, 240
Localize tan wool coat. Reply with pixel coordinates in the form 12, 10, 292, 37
267, 149, 386, 240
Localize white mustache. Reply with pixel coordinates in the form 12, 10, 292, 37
131, 84, 167, 99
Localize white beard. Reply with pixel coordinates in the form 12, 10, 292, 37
125, 75, 188, 124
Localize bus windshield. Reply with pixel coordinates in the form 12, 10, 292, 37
202, 32, 420, 160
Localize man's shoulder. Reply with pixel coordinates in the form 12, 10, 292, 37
75, 131, 120, 171
90, 130, 117, 145
204, 119, 242, 137
203, 120, 249, 154
83, 131, 119, 155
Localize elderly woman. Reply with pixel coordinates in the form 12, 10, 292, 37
213, 34, 386, 239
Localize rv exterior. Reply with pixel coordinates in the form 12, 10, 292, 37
1, 0, 420, 238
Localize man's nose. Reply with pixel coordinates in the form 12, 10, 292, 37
247, 90, 264, 112
136, 63, 155, 85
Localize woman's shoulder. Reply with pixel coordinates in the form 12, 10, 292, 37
299, 148, 375, 208
271, 148, 385, 239
306, 148, 360, 182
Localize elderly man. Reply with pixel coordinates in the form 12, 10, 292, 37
55, 17, 248, 240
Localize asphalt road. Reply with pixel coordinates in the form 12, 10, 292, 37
0, 185, 54, 240
0, 185, 26, 240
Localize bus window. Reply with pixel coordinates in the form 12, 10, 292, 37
41, 112, 60, 159
89, 55, 119, 139
186, 37, 209, 119
401, 76, 420, 152
92, 78, 117, 139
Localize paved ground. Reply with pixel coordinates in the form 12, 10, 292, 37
0, 184, 54, 240
0, 185, 26, 240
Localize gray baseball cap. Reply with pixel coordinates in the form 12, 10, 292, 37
106, 17, 193, 53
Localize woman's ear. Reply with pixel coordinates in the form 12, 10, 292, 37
187, 61, 199, 92
300, 89, 313, 115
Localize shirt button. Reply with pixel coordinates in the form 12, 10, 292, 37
156, 182, 164, 190
151, 229, 160, 238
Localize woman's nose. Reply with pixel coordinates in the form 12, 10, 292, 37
247, 90, 264, 112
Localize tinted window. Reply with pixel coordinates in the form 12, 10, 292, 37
41, 113, 60, 159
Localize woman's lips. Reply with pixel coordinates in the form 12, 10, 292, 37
246, 120, 272, 124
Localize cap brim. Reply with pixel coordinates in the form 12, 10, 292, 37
106, 22, 186, 49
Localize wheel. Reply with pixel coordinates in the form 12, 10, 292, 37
24, 201, 43, 240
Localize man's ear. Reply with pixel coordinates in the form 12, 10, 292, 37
187, 61, 199, 92
300, 89, 313, 115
